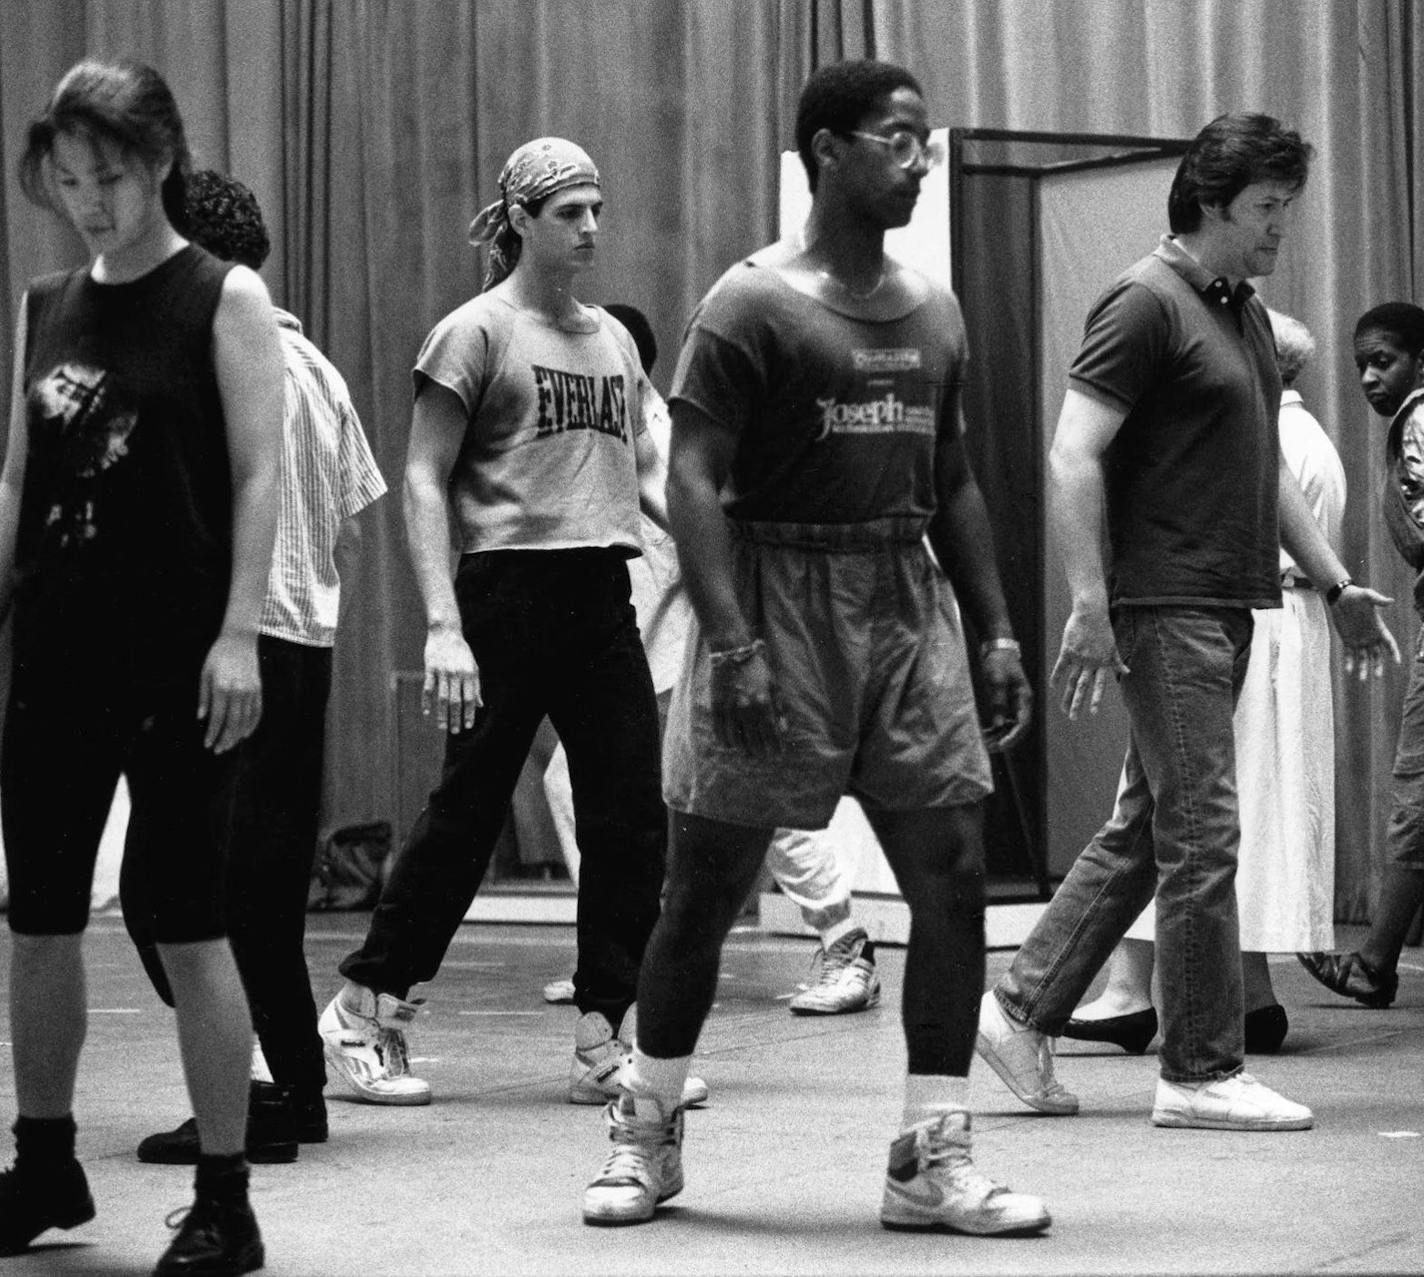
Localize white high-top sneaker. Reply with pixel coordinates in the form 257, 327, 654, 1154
583, 1092, 684, 1226
567, 1006, 708, 1107
318, 984, 431, 1105
880, 1112, 1051, 1235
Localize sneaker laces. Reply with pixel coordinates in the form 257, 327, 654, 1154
377, 1027, 412, 1078
804, 933, 863, 990
920, 1127, 1009, 1206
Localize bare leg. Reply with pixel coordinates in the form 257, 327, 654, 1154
1071, 937, 1156, 1020
158, 939, 253, 1157
9, 934, 86, 1119
1360, 865, 1424, 974
1241, 951, 1277, 1012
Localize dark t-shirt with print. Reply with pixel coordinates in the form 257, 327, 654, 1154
17, 245, 235, 682
1069, 238, 1281, 609
669, 261, 966, 526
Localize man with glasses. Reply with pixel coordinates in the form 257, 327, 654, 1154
582, 59, 1046, 1236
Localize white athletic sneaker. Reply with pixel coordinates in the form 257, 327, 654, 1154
1151, 1072, 1314, 1131
542, 976, 576, 1005
318, 985, 431, 1106
789, 929, 882, 1016
567, 1007, 709, 1107
975, 991, 1079, 1115
583, 1093, 684, 1226
880, 1112, 1051, 1235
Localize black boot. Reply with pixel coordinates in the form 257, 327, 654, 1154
0, 1116, 96, 1255
137, 1084, 299, 1165
154, 1157, 263, 1276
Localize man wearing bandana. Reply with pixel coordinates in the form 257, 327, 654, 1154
320, 138, 703, 1110
583, 62, 1046, 1235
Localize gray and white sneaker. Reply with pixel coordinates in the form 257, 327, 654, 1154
975, 991, 1078, 1115
881, 1112, 1050, 1235
319, 984, 431, 1106
789, 929, 882, 1016
583, 1093, 684, 1226
568, 1006, 708, 1107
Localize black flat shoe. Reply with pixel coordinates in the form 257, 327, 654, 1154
1061, 1007, 1158, 1054
1244, 1003, 1288, 1054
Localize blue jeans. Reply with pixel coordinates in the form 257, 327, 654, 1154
997, 605, 1253, 1083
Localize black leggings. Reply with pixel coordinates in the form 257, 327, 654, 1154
124, 637, 332, 1096
2, 657, 230, 941
636, 805, 986, 1075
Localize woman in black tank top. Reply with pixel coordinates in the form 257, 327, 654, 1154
0, 58, 281, 1274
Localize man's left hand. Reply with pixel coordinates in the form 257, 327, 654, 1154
1331, 585, 1401, 680
981, 647, 1033, 752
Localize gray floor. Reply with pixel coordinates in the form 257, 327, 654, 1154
1, 914, 1421, 1276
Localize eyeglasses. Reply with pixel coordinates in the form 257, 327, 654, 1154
846, 129, 944, 171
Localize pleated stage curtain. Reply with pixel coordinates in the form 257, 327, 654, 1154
1, 0, 1421, 921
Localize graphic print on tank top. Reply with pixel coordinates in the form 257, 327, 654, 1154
29, 360, 138, 549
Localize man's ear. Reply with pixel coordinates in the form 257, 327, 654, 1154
508, 202, 530, 237
810, 127, 840, 179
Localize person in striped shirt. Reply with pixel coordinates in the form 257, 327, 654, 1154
125, 170, 387, 1164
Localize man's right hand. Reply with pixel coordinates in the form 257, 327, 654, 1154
710, 645, 785, 757
1050, 604, 1129, 719
423, 623, 481, 734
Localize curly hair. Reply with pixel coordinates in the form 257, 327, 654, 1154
1267, 310, 1315, 387
184, 169, 271, 270
1355, 302, 1424, 355
1167, 113, 1312, 233
795, 59, 923, 193
18, 58, 192, 233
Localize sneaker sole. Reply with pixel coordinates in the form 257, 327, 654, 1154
975, 1031, 1079, 1116
881, 1209, 1052, 1237
1151, 1109, 1313, 1131
789, 987, 882, 1016
569, 1080, 709, 1108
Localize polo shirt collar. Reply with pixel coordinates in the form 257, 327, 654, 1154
274, 306, 303, 334
1281, 388, 1303, 407
1154, 234, 1255, 312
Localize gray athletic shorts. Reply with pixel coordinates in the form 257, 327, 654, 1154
663, 518, 993, 829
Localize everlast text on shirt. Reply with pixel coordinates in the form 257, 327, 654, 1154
532, 364, 628, 442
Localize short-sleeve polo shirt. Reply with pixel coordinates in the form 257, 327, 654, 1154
1068, 234, 1282, 610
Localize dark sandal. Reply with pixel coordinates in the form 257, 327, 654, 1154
1296, 950, 1398, 1009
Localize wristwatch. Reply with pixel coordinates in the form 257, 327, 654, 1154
1324, 578, 1354, 606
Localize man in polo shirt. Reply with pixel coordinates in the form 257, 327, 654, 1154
975, 113, 1397, 1131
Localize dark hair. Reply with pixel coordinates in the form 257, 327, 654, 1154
18, 58, 192, 232
1167, 113, 1312, 233
1355, 302, 1424, 354
183, 169, 270, 270
603, 303, 657, 376
795, 59, 923, 193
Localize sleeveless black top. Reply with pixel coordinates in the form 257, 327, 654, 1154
16, 244, 235, 685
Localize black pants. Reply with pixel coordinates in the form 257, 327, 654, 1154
340, 549, 666, 1026
125, 636, 332, 1097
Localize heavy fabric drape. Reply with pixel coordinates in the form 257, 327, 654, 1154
2, 0, 1420, 921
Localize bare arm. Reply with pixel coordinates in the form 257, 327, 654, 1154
404, 381, 479, 733
1277, 456, 1398, 677
926, 392, 1032, 750
668, 400, 782, 755
633, 382, 670, 534
1048, 385, 1131, 719
205, 267, 283, 752
0, 295, 32, 632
